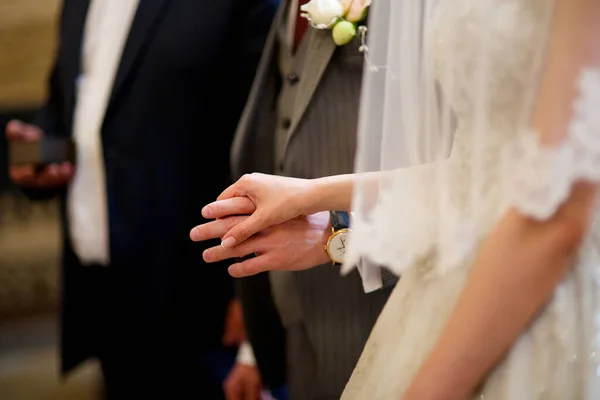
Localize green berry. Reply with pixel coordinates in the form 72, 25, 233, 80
332, 20, 357, 46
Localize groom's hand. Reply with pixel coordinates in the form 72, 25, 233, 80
191, 210, 332, 277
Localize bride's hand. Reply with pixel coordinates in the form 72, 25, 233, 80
191, 208, 332, 277
201, 173, 314, 248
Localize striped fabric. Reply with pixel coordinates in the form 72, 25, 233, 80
232, 2, 396, 398
274, 31, 394, 399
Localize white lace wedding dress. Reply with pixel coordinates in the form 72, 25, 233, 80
342, 0, 600, 398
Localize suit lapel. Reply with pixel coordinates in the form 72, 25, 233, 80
284, 0, 298, 50
62, 0, 92, 118
230, 1, 287, 178
287, 28, 336, 137
106, 0, 169, 110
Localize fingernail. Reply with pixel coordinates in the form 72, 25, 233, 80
202, 206, 212, 218
221, 237, 236, 249
203, 249, 212, 262
228, 265, 239, 277
190, 228, 198, 241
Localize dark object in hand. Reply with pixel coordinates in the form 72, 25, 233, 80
9, 137, 75, 166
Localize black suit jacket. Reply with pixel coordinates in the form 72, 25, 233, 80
229, 1, 287, 390
30, 0, 273, 374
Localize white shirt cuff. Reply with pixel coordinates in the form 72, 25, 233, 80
236, 341, 257, 365
357, 260, 383, 293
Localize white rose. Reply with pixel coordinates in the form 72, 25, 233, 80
300, 0, 345, 29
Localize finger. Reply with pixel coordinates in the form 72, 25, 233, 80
35, 164, 73, 188
202, 197, 256, 219
9, 165, 36, 184
190, 216, 249, 242
203, 236, 261, 263
228, 254, 275, 278
6, 120, 42, 141
58, 162, 74, 176
5, 120, 26, 140
37, 175, 72, 188
217, 179, 245, 202
10, 162, 73, 188
221, 212, 270, 249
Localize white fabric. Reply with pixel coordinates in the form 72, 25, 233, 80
341, 0, 600, 398
349, 212, 384, 292
236, 341, 257, 366
67, 0, 140, 265
357, 265, 382, 293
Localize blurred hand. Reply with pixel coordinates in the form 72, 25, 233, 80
199, 173, 313, 249
223, 299, 246, 346
224, 363, 262, 400
191, 204, 331, 277
6, 120, 74, 188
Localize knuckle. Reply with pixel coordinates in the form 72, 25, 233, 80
236, 224, 250, 239
247, 172, 263, 184
240, 173, 252, 183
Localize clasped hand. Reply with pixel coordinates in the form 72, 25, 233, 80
190, 173, 331, 277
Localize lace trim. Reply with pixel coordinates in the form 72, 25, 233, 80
512, 69, 600, 220
342, 168, 436, 277
343, 68, 600, 281
343, 164, 478, 278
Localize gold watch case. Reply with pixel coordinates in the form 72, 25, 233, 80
324, 227, 351, 265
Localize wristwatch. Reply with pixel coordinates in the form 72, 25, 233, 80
325, 211, 351, 265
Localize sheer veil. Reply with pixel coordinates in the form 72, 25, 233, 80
343, 0, 600, 277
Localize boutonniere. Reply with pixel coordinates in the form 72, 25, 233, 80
300, 0, 371, 46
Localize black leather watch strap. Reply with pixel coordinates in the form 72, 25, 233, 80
329, 211, 350, 231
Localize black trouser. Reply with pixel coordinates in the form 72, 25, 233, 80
64, 262, 236, 399
98, 344, 236, 400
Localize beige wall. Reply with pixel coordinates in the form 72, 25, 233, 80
0, 0, 62, 110
0, 197, 60, 318
0, 0, 63, 318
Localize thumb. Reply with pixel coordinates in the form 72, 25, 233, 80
221, 212, 268, 249
6, 120, 42, 141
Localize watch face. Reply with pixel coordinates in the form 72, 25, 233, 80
327, 230, 349, 264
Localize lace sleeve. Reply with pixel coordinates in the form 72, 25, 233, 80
511, 69, 600, 221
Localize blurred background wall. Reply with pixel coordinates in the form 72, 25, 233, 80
0, 0, 61, 320
0, 1, 99, 398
